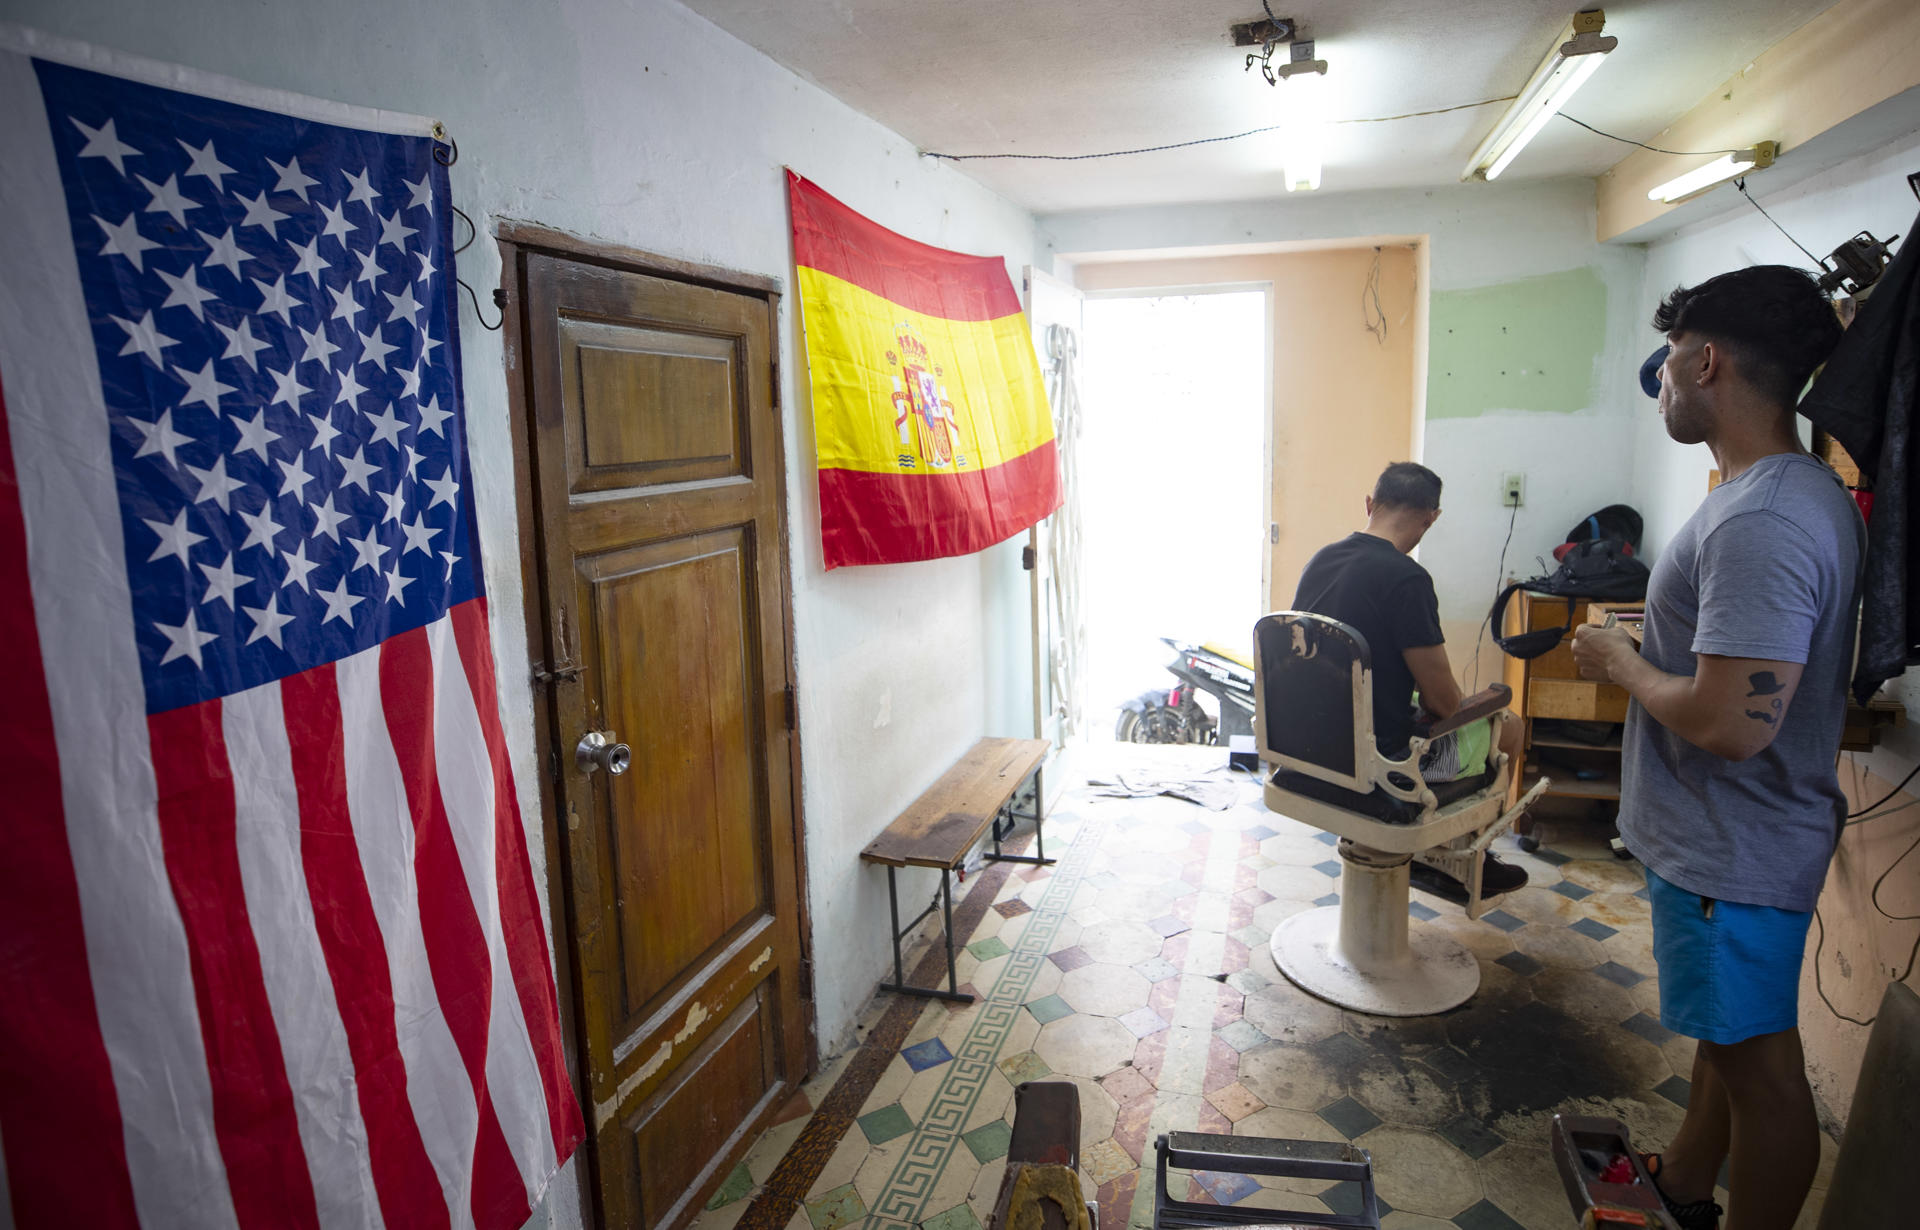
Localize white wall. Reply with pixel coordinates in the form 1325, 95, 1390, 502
1042, 180, 1650, 681
7, 1, 1043, 1221
1633, 130, 1920, 1122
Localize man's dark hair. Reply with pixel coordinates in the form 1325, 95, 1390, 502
1372, 462, 1442, 512
1652, 264, 1841, 407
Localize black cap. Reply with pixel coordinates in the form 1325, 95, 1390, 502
1639, 344, 1669, 398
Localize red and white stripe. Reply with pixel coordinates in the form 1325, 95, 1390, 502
0, 33, 581, 1230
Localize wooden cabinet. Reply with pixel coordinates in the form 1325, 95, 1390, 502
1501, 590, 1638, 809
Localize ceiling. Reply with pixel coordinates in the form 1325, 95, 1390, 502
679, 0, 1832, 214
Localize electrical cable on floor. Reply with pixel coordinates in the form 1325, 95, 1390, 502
1466, 500, 1520, 692
921, 96, 1514, 163
1812, 766, 1920, 1024
1847, 759, 1920, 818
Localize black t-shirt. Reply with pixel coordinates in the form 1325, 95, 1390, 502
1291, 532, 1446, 755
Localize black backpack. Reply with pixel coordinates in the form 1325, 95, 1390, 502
1490, 507, 1651, 659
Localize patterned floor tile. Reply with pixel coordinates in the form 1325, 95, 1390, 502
1437, 1113, 1505, 1161
1480, 908, 1526, 932
803, 1183, 865, 1230
992, 896, 1032, 920
1148, 913, 1191, 937
1570, 917, 1618, 941
1408, 900, 1440, 921
1192, 1168, 1262, 1205
1620, 1012, 1675, 1046
1024, 993, 1074, 1025
858, 1103, 915, 1145
1593, 960, 1646, 987
1653, 1074, 1691, 1108
1318, 1095, 1383, 1139
1493, 950, 1544, 977
1550, 880, 1594, 901
1204, 1080, 1263, 1122
1047, 944, 1094, 972
1453, 1197, 1529, 1229
1134, 955, 1180, 982
1216, 1019, 1268, 1053
1119, 1005, 1169, 1037
919, 1202, 981, 1230
959, 1119, 1012, 1163
707, 1161, 755, 1209
902, 1038, 954, 1073
1313, 859, 1343, 878
966, 935, 1011, 961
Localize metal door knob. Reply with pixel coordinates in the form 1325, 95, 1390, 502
576, 730, 631, 776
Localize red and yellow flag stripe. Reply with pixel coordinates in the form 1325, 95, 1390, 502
788, 171, 1060, 568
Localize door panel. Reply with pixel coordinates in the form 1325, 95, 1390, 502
580, 531, 768, 1024
515, 246, 804, 1228
565, 317, 745, 489
620, 982, 780, 1227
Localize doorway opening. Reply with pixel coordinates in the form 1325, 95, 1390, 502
1078, 290, 1268, 742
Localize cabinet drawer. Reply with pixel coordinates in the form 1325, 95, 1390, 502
1528, 678, 1629, 722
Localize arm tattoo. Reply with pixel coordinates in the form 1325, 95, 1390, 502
1745, 671, 1787, 726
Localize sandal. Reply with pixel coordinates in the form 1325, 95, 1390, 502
1640, 1152, 1723, 1230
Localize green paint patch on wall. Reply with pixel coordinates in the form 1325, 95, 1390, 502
1428, 266, 1607, 418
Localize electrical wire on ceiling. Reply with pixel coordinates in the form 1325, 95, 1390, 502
1556, 112, 1833, 275
920, 96, 1516, 163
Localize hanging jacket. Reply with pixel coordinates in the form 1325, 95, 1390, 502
1798, 207, 1920, 702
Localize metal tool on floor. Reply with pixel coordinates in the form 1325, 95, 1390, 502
1549, 1114, 1681, 1229
1151, 1131, 1381, 1229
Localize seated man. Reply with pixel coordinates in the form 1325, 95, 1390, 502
1292, 461, 1527, 899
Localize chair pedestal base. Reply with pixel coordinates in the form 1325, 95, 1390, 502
1271, 849, 1480, 1016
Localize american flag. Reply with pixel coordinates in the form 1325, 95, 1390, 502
0, 32, 581, 1230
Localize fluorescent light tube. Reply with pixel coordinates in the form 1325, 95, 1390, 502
1463, 10, 1617, 182
1646, 142, 1779, 203
1278, 69, 1325, 192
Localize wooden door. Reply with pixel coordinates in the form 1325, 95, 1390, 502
510, 240, 807, 1228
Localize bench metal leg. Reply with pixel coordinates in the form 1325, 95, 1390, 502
985, 764, 1056, 866
877, 865, 975, 1004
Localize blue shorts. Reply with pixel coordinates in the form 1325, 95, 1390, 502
1645, 866, 1812, 1044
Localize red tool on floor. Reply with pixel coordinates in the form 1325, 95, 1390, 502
1550, 1114, 1682, 1229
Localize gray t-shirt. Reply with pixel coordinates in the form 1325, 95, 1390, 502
1618, 452, 1864, 912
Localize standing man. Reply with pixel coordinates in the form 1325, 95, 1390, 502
1572, 265, 1857, 1230
1294, 461, 1528, 899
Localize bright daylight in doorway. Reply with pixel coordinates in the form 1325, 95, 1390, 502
1079, 291, 1266, 742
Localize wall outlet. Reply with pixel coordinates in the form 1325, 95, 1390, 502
1502, 473, 1525, 507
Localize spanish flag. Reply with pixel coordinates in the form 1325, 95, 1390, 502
788, 171, 1061, 568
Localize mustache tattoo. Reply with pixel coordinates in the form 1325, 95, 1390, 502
1746, 671, 1786, 726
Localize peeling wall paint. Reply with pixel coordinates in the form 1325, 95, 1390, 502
1427, 266, 1608, 418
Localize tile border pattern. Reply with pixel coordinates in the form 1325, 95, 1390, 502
868, 820, 1103, 1224
732, 831, 1039, 1230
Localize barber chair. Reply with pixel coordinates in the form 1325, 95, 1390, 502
1253, 612, 1549, 1016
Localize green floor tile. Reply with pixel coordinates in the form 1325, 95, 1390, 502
921, 1202, 984, 1230
1025, 992, 1074, 1024
858, 1101, 915, 1145
961, 1118, 1013, 1162
704, 1160, 753, 1209
968, 935, 1011, 960
805, 1183, 866, 1230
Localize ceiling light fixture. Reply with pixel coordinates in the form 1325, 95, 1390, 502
1646, 141, 1779, 203
1462, 9, 1617, 182
1276, 39, 1327, 191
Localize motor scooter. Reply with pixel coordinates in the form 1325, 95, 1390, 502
1115, 638, 1256, 746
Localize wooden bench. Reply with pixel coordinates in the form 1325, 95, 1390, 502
860, 737, 1052, 1003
